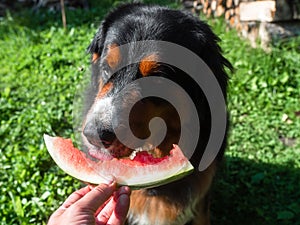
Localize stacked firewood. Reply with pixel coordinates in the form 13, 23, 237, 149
183, 0, 300, 49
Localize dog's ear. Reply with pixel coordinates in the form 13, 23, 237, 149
87, 21, 108, 57
184, 16, 233, 166
189, 18, 233, 97
87, 3, 144, 57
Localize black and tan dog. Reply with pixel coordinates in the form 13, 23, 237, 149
82, 3, 232, 225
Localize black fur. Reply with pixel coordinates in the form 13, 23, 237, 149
87, 3, 232, 165
85, 3, 232, 225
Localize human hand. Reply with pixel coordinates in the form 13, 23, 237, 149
48, 179, 131, 225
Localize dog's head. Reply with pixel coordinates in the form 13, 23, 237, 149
81, 3, 232, 165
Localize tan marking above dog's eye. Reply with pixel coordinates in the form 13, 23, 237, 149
92, 53, 100, 62
106, 44, 121, 69
139, 54, 159, 77
97, 82, 113, 98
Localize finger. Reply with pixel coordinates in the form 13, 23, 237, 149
96, 195, 116, 224
115, 186, 131, 198
94, 195, 113, 216
107, 186, 131, 225
106, 194, 130, 225
74, 181, 116, 212
96, 187, 130, 225
61, 185, 91, 208
51, 185, 92, 218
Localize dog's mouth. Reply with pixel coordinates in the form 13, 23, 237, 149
84, 136, 164, 161
82, 98, 180, 161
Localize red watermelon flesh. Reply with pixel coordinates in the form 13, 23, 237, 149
44, 134, 194, 188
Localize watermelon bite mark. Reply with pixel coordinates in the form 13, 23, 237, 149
87, 144, 167, 164
128, 150, 168, 165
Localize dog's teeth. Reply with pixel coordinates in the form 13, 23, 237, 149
129, 151, 137, 160
134, 144, 154, 152
134, 147, 143, 152
130, 144, 155, 160
146, 144, 154, 151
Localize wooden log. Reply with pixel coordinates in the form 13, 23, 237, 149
239, 1, 276, 22
238, 20, 300, 50
209, 0, 226, 16
211, 0, 217, 11
226, 0, 233, 9
233, 0, 240, 7
189, 0, 300, 51
239, 0, 300, 22
216, 4, 225, 16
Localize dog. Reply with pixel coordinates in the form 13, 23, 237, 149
82, 3, 232, 225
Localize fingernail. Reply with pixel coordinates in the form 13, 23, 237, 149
117, 186, 131, 196
88, 184, 96, 189
103, 175, 115, 185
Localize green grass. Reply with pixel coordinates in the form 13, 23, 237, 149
209, 19, 300, 225
0, 1, 299, 224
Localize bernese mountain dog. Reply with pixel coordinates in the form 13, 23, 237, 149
82, 3, 232, 225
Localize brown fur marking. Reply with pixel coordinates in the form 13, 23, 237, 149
139, 54, 159, 76
92, 53, 100, 62
106, 44, 121, 69
97, 82, 113, 98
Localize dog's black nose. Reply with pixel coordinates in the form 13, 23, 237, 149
83, 121, 115, 147
83, 121, 100, 147
98, 129, 116, 146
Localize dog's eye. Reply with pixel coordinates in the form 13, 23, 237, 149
105, 70, 112, 80
104, 69, 109, 76
102, 64, 111, 77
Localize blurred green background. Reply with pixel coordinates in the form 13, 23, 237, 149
0, 0, 299, 224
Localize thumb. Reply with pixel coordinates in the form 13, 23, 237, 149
74, 180, 116, 212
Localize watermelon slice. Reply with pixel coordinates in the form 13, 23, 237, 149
44, 134, 193, 188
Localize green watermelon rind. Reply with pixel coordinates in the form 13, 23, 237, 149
128, 168, 193, 189
44, 134, 194, 189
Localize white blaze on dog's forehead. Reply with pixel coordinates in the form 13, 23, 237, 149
92, 97, 113, 112
91, 97, 114, 123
